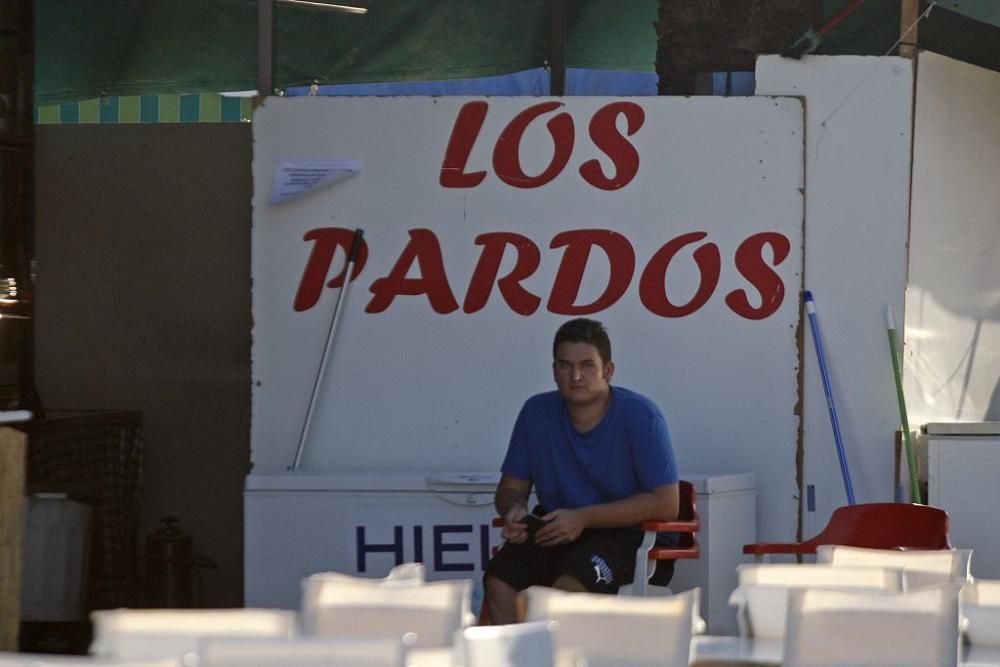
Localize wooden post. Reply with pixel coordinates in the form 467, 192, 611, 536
257, 0, 275, 98
899, 0, 920, 59
549, 0, 567, 96
0, 427, 26, 651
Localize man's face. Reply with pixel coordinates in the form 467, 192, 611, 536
553, 341, 614, 407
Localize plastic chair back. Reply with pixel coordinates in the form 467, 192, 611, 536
89, 609, 297, 660
816, 545, 971, 589
198, 636, 410, 667
783, 584, 960, 667
811, 503, 950, 550
624, 480, 700, 597
524, 586, 696, 667
0, 655, 183, 667
737, 563, 904, 588
459, 621, 557, 667
303, 576, 472, 649
301, 564, 428, 632
744, 503, 950, 559
729, 564, 902, 639
961, 579, 1000, 647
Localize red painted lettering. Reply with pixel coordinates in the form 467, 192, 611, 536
492, 102, 574, 189
463, 233, 542, 315
367, 229, 460, 314
294, 227, 791, 320
548, 230, 635, 315
639, 232, 721, 317
439, 101, 489, 188
293, 228, 369, 312
725, 232, 791, 320
579, 102, 644, 191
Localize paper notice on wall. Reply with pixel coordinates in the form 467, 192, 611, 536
270, 159, 361, 205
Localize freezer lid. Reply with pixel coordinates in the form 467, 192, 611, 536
246, 470, 755, 494
245, 470, 499, 493
682, 472, 757, 494
923, 422, 1000, 436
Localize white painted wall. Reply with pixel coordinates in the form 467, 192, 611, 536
905, 51, 1000, 425
251, 96, 805, 541
756, 56, 914, 522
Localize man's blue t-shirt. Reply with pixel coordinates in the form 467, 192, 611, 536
500, 386, 678, 512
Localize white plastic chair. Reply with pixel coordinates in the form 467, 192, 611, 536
961, 579, 1000, 647
783, 584, 960, 667
302, 575, 472, 649
198, 635, 411, 667
728, 563, 903, 639
458, 620, 557, 667
816, 545, 972, 590
0, 655, 182, 667
523, 586, 696, 667
89, 608, 297, 660
308, 562, 423, 584
301, 563, 428, 633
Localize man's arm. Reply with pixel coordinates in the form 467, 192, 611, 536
494, 474, 533, 544
534, 482, 678, 547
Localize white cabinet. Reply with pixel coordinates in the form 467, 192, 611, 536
926, 422, 1000, 580
669, 473, 756, 635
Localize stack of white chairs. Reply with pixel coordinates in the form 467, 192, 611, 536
782, 583, 960, 667
89, 608, 297, 661
816, 545, 973, 590
198, 635, 412, 667
301, 567, 472, 650
523, 585, 697, 667
728, 563, 903, 640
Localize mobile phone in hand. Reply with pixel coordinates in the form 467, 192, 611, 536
521, 513, 549, 535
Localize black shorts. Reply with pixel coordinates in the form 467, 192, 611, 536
485, 525, 643, 595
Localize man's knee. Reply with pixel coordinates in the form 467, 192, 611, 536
484, 575, 521, 625
485, 574, 515, 599
551, 574, 588, 593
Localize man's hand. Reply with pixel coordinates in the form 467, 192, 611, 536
495, 474, 532, 543
501, 504, 530, 543
535, 508, 586, 546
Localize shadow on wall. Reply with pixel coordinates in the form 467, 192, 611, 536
988, 377, 1000, 421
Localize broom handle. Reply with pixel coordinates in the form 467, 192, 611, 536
804, 291, 856, 505
290, 228, 364, 470
885, 306, 922, 503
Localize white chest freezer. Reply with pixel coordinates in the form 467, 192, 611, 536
245, 471, 505, 610
244, 469, 755, 628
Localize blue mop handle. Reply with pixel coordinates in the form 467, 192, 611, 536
804, 291, 856, 505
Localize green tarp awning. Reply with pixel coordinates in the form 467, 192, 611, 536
35, 0, 1000, 106
35, 0, 658, 106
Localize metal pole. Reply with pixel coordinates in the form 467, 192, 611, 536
289, 229, 364, 470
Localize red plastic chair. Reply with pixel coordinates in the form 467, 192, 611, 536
627, 479, 701, 595
743, 502, 951, 561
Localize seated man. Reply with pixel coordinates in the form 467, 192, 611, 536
484, 318, 679, 624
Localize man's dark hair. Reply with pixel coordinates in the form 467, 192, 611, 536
552, 318, 612, 364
